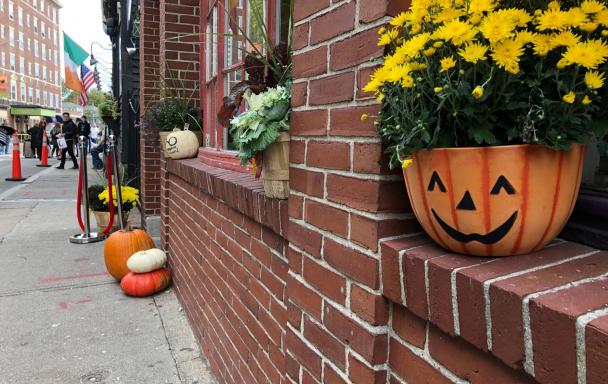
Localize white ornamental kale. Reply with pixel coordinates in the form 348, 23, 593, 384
230, 83, 292, 165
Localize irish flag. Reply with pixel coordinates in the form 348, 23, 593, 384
64, 33, 89, 93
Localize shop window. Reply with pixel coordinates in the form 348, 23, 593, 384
202, 0, 290, 155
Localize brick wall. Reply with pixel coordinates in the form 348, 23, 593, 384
145, 0, 608, 383
139, 0, 200, 217
162, 159, 289, 383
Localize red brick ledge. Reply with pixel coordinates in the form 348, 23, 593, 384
380, 236, 608, 384
165, 158, 288, 237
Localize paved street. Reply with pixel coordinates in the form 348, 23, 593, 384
0, 157, 215, 384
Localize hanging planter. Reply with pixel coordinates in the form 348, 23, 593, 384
364, 1, 608, 256
403, 144, 584, 256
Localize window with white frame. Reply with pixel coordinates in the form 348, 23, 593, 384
8, 1, 13, 19
1, 52, 5, 67
9, 27, 14, 47
40, 0, 44, 13
28, 62, 31, 75
17, 7, 22, 25
43, 91, 47, 106
18, 31, 23, 50
27, 38, 30, 51
35, 63, 39, 78
41, 21, 45, 37
10, 80, 16, 100
28, 87, 33, 103
19, 57, 24, 74
35, 89, 40, 104
26, 13, 29, 27
1, 26, 4, 39
41, 43, 46, 60
34, 40, 38, 57
42, 65, 46, 80
19, 82, 25, 102
0, 0, 4, 12
33, 0, 36, 9
9, 53, 15, 70
33, 16, 38, 33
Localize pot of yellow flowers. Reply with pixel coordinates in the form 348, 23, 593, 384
89, 185, 140, 233
365, 0, 608, 257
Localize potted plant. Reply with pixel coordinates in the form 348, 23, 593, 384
149, 97, 203, 152
217, 0, 293, 199
365, 0, 608, 256
89, 184, 140, 233
98, 94, 120, 125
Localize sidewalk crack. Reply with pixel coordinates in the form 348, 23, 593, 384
153, 295, 185, 384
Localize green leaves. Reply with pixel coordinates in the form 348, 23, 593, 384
230, 85, 291, 165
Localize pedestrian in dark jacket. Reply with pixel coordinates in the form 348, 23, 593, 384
50, 123, 61, 157
78, 115, 91, 151
57, 112, 79, 169
27, 121, 45, 159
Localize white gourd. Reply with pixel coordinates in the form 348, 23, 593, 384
164, 127, 199, 159
127, 248, 167, 273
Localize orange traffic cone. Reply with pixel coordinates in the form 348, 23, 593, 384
5, 133, 27, 182
36, 131, 51, 168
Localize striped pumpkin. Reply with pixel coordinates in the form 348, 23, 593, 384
403, 144, 585, 257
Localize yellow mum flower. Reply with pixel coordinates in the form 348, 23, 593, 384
595, 10, 608, 26
503, 8, 533, 27
562, 40, 608, 69
563, 91, 576, 104
402, 159, 414, 169
411, 24, 422, 34
551, 30, 580, 47
585, 70, 606, 89
390, 12, 409, 27
378, 29, 399, 46
458, 42, 488, 63
580, 22, 599, 32
433, 41, 444, 48
434, 20, 477, 46
535, 9, 570, 31
424, 47, 436, 57
548, 1, 561, 11
434, 87, 443, 93
468, 0, 496, 14
581, 1, 605, 14
401, 75, 415, 88
440, 56, 457, 72
395, 33, 432, 59
480, 11, 516, 43
583, 95, 592, 105
472, 86, 484, 99
533, 34, 556, 56
360, 114, 369, 121
565, 8, 589, 28
491, 39, 525, 74
515, 31, 536, 45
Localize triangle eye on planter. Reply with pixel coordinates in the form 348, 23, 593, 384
491, 175, 516, 195
428, 171, 447, 192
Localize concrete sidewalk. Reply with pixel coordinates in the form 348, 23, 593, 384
0, 165, 215, 384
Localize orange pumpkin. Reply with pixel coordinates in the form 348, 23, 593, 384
120, 268, 172, 297
403, 144, 585, 256
103, 228, 155, 280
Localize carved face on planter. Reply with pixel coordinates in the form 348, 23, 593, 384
402, 144, 585, 256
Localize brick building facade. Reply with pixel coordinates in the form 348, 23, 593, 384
0, 0, 62, 129
139, 1, 608, 383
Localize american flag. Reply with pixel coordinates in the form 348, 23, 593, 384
79, 64, 95, 106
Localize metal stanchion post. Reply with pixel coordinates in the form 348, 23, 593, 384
109, 135, 125, 230
69, 136, 106, 244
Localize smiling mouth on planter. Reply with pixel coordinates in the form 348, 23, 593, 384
431, 209, 518, 245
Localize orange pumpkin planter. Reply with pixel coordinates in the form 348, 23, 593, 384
103, 228, 155, 280
403, 144, 585, 257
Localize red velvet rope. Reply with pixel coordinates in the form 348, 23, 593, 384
76, 157, 85, 231
103, 153, 115, 235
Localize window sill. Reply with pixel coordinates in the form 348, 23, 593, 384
165, 157, 287, 237
381, 236, 607, 383
198, 147, 251, 174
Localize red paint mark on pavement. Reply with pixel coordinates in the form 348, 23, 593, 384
58, 301, 69, 310
40, 272, 110, 284
76, 299, 92, 304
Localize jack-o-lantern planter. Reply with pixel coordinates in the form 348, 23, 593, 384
403, 144, 585, 257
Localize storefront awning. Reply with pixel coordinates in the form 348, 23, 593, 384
10, 107, 56, 117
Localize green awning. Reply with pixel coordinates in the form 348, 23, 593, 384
10, 107, 56, 117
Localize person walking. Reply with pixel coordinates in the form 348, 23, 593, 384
27, 121, 45, 159
50, 122, 61, 158
57, 112, 79, 170
90, 123, 99, 146
78, 115, 91, 152
90, 128, 106, 170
